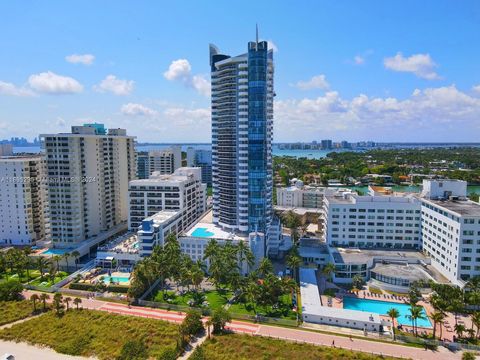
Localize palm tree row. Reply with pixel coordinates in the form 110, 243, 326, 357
0, 248, 80, 283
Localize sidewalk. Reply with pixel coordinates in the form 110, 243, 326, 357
21, 290, 462, 360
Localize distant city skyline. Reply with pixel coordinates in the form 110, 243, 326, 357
1, 1, 480, 142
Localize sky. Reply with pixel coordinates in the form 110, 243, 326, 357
1, 0, 480, 143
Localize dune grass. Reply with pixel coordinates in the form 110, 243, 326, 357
0, 301, 38, 326
0, 309, 179, 359
199, 334, 400, 360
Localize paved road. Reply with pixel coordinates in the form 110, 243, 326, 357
21, 290, 461, 360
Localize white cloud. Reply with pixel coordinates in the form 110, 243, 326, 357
65, 54, 95, 65
121, 103, 157, 116
192, 75, 211, 97
293, 75, 330, 90
94, 75, 134, 95
354, 55, 365, 65
163, 59, 191, 81
473, 85, 480, 93
163, 59, 210, 97
0, 81, 35, 97
274, 85, 480, 142
55, 117, 66, 127
384, 52, 440, 80
28, 71, 83, 94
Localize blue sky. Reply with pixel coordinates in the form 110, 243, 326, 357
1, 0, 480, 142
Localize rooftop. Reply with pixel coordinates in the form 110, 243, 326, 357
184, 210, 248, 241
330, 248, 428, 264
371, 263, 432, 282
421, 197, 480, 217
97, 232, 139, 254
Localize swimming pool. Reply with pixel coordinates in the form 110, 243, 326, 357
42, 248, 73, 255
103, 276, 130, 283
191, 227, 215, 238
343, 297, 432, 328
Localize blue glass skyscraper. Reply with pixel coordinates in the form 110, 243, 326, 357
210, 35, 274, 235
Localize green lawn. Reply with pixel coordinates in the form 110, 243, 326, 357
197, 334, 400, 360
0, 301, 41, 326
29, 271, 69, 287
152, 289, 232, 310
229, 293, 298, 320
0, 309, 179, 359
0, 270, 41, 284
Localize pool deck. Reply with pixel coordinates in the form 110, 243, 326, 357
322, 288, 468, 341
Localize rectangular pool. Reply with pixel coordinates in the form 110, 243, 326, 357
343, 297, 431, 328
103, 276, 130, 283
42, 248, 73, 255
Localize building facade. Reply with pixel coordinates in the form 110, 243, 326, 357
186, 147, 212, 186
276, 180, 330, 208
136, 147, 182, 179
323, 189, 422, 249
0, 144, 13, 156
419, 179, 480, 285
41, 124, 136, 247
0, 156, 48, 245
210, 36, 274, 234
128, 167, 206, 232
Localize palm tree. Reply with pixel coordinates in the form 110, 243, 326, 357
36, 257, 50, 280
282, 210, 302, 244
71, 251, 80, 271
472, 311, 480, 338
286, 254, 302, 284
63, 252, 71, 272
30, 294, 40, 312
39, 293, 49, 311
387, 308, 400, 340
258, 258, 273, 278
64, 297, 72, 311
454, 323, 466, 339
52, 255, 61, 270
236, 241, 254, 274
322, 263, 336, 281
53, 293, 64, 314
245, 281, 259, 314
430, 311, 446, 340
73, 297, 82, 310
407, 305, 425, 336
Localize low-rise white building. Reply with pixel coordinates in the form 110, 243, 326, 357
276, 181, 331, 208
300, 268, 383, 331
0, 156, 48, 246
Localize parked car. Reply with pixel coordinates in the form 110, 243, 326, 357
2, 354, 15, 360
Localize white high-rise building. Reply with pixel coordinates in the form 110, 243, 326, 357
136, 147, 182, 179
41, 124, 136, 247
323, 189, 422, 249
419, 179, 480, 285
128, 167, 206, 231
210, 35, 274, 235
0, 156, 48, 245
186, 147, 212, 186
0, 144, 13, 156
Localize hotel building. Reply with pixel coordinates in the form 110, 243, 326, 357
41, 124, 136, 247
419, 179, 480, 285
128, 167, 206, 232
323, 188, 422, 249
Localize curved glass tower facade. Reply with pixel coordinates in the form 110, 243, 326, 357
210, 39, 274, 234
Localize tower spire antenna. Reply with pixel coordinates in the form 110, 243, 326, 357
256, 23, 259, 44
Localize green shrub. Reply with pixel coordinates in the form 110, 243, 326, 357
181, 309, 204, 336
157, 347, 177, 360
190, 346, 206, 360
462, 352, 476, 360
117, 339, 148, 360
0, 279, 23, 301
